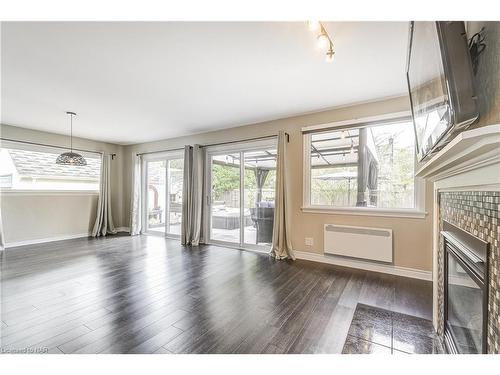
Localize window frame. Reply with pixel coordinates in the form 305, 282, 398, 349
203, 138, 278, 252
302, 112, 427, 219
141, 149, 185, 239
0, 140, 102, 194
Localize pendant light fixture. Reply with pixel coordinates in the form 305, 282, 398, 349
56, 111, 87, 166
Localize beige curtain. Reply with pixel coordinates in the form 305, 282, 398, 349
181, 145, 204, 246
92, 154, 117, 237
129, 153, 142, 236
0, 206, 5, 251
270, 131, 295, 260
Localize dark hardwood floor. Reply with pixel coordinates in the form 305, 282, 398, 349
0, 234, 433, 354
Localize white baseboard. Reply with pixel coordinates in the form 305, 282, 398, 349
5, 232, 91, 249
4, 227, 131, 249
294, 250, 432, 281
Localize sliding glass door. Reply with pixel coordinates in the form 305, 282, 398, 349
209, 152, 241, 244
243, 150, 276, 247
143, 152, 184, 238
205, 139, 277, 250
145, 160, 167, 234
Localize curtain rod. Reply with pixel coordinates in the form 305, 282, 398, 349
301, 112, 412, 135
136, 133, 289, 157
136, 146, 185, 157
0, 137, 115, 158
200, 134, 284, 148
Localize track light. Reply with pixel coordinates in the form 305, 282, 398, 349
307, 22, 336, 63
308, 21, 320, 31
317, 33, 329, 50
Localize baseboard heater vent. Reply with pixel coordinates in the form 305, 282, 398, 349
324, 224, 393, 263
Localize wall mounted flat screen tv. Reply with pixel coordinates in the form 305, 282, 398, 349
406, 21, 479, 161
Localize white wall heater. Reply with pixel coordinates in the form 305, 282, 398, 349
324, 224, 393, 263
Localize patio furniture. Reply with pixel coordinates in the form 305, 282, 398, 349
212, 209, 252, 230
148, 207, 163, 223
250, 203, 274, 244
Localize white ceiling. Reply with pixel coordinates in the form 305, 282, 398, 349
1, 22, 410, 145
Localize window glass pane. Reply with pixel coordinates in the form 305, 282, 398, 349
146, 160, 166, 233
210, 153, 241, 244
167, 158, 183, 236
243, 149, 276, 246
309, 121, 415, 209
0, 147, 100, 191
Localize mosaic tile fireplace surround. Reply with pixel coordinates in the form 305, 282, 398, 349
438, 191, 500, 353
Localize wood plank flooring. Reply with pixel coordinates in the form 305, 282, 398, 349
0, 234, 432, 354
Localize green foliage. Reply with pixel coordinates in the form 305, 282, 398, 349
310, 125, 415, 208
243, 168, 255, 189
311, 168, 357, 206
262, 170, 276, 190
212, 164, 277, 203
212, 164, 239, 200
169, 158, 184, 170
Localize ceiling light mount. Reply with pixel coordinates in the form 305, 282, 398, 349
326, 46, 335, 63
307, 21, 320, 32
307, 21, 335, 63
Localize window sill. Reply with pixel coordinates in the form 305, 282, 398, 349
301, 205, 427, 219
0, 189, 99, 196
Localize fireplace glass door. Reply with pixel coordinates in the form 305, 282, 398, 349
446, 250, 484, 354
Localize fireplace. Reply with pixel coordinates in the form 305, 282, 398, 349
418, 125, 499, 353
442, 220, 489, 354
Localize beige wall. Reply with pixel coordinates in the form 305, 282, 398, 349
122, 96, 434, 272
0, 124, 125, 244
2, 193, 98, 243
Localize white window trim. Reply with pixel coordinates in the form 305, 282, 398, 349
141, 149, 184, 162
141, 149, 184, 239
1, 140, 102, 193
300, 205, 427, 219
0, 139, 103, 158
302, 114, 427, 219
203, 138, 277, 251
301, 110, 412, 133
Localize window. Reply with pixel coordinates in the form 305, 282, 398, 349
0, 144, 101, 191
303, 115, 425, 217
205, 139, 277, 250
142, 151, 184, 238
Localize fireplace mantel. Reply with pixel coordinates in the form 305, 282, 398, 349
416, 124, 500, 183
424, 124, 500, 347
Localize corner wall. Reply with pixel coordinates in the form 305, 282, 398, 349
0, 124, 126, 245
